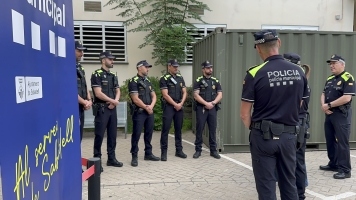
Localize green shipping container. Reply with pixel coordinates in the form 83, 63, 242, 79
192, 28, 356, 153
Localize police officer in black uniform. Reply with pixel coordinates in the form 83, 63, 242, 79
75, 41, 92, 141
159, 59, 187, 161
284, 53, 311, 200
193, 61, 223, 159
91, 51, 123, 171
129, 60, 160, 167
319, 54, 355, 179
240, 30, 308, 200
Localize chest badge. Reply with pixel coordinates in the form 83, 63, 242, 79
104, 75, 106, 78
212, 85, 215, 89
337, 81, 342, 85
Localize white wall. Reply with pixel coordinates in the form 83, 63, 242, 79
74, 0, 355, 88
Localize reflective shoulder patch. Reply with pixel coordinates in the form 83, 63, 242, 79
342, 72, 354, 81
327, 75, 335, 81
176, 74, 182, 77
110, 71, 116, 76
211, 77, 219, 82
196, 76, 203, 82
248, 61, 268, 78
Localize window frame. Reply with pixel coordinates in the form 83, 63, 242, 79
183, 24, 227, 64
83, 0, 102, 13
74, 21, 128, 63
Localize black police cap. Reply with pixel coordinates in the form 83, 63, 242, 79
253, 29, 279, 48
168, 59, 179, 66
201, 60, 213, 68
283, 53, 301, 65
136, 60, 152, 68
75, 40, 86, 50
326, 54, 345, 63
99, 51, 115, 59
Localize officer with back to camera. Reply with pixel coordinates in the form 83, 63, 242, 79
319, 54, 355, 179
284, 53, 312, 200
128, 60, 160, 167
159, 59, 187, 161
240, 30, 308, 200
91, 51, 122, 172
193, 61, 223, 159
75, 40, 92, 141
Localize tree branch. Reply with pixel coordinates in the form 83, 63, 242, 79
132, 0, 154, 32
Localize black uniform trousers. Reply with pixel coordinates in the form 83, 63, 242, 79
79, 105, 84, 142
324, 108, 352, 173
130, 110, 154, 156
295, 118, 308, 200
160, 104, 183, 151
250, 128, 298, 200
93, 106, 117, 160
194, 105, 217, 152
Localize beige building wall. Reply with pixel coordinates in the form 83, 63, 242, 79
73, 0, 354, 87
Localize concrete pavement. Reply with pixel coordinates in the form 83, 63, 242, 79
81, 131, 356, 200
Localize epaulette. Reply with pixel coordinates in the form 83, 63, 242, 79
130, 75, 139, 83
196, 76, 203, 82
161, 74, 171, 80
211, 77, 219, 83
342, 72, 354, 81
110, 71, 116, 76
327, 74, 335, 81
92, 69, 103, 75
176, 74, 182, 77
247, 65, 258, 72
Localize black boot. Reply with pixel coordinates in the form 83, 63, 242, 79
161, 150, 167, 161
131, 153, 138, 167
175, 150, 187, 158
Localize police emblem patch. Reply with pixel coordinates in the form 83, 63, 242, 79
212, 85, 215, 89
337, 81, 342, 85
149, 86, 152, 90
243, 80, 245, 84
206, 61, 209, 64
180, 82, 182, 87
331, 54, 335, 58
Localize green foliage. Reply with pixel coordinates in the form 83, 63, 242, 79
105, 0, 211, 66
119, 75, 192, 132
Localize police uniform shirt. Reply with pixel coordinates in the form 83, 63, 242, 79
91, 68, 119, 100
323, 71, 356, 103
128, 75, 154, 105
193, 76, 222, 101
77, 63, 88, 99
159, 73, 186, 102
241, 55, 308, 126
299, 85, 311, 118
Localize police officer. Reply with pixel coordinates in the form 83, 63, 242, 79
91, 51, 122, 171
75, 41, 92, 141
128, 60, 160, 167
240, 30, 308, 199
284, 53, 311, 200
159, 59, 187, 161
319, 54, 355, 179
193, 61, 222, 159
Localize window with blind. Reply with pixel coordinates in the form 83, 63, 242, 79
74, 21, 127, 63
184, 24, 227, 63
84, 1, 102, 12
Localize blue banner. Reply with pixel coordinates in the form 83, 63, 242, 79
0, 0, 81, 199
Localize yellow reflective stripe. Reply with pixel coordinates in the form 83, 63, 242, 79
211, 77, 219, 83
196, 76, 203, 82
177, 74, 182, 77
248, 61, 268, 77
81, 67, 84, 70
341, 72, 354, 81
327, 75, 335, 81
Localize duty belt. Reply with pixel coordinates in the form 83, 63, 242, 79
251, 121, 296, 133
